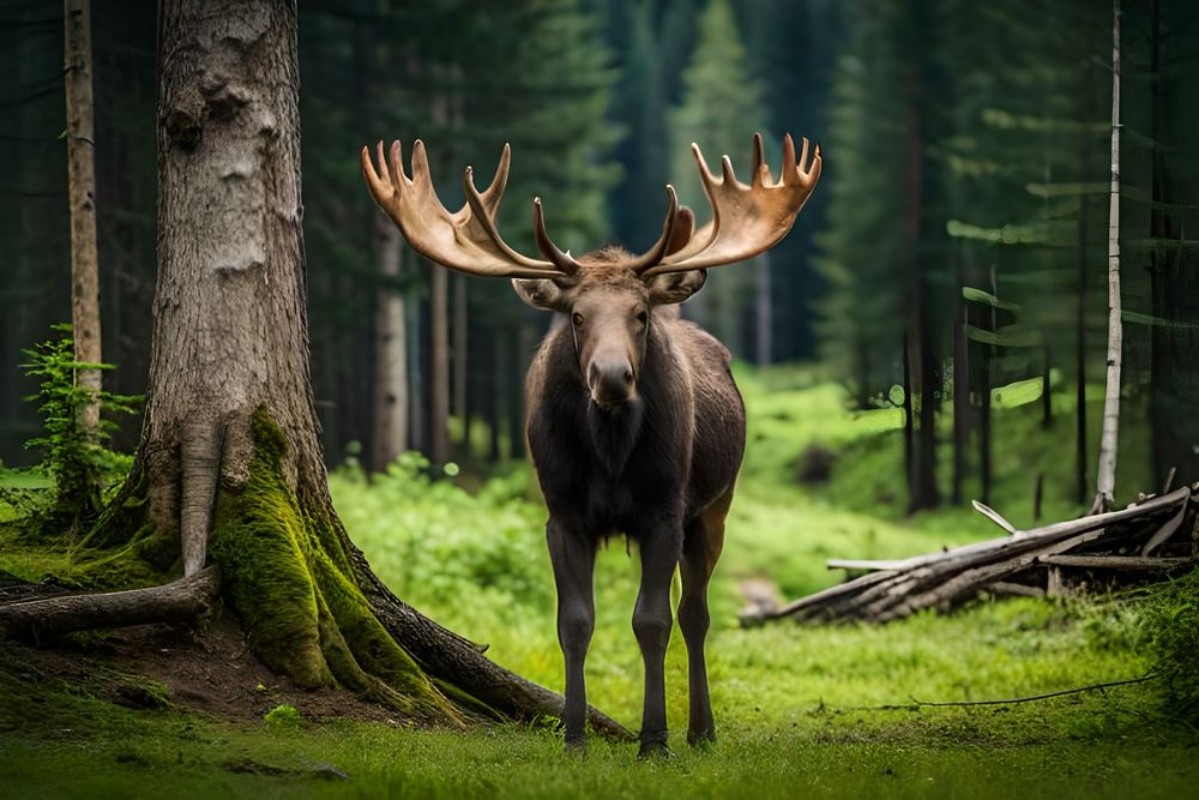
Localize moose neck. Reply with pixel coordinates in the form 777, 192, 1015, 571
585, 394, 644, 477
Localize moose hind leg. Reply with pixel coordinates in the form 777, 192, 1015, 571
678, 489, 731, 746
632, 526, 681, 756
546, 519, 597, 750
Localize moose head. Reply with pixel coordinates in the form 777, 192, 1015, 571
361, 135, 821, 412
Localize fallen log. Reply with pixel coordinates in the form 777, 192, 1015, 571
744, 484, 1198, 626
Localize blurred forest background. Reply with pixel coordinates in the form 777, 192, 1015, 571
1, 0, 1197, 517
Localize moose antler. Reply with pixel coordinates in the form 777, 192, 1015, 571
362, 134, 819, 280
636, 133, 822, 276
361, 139, 577, 279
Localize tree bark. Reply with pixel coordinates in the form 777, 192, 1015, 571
371, 216, 408, 471
1094, 0, 1122, 513
64, 0, 102, 432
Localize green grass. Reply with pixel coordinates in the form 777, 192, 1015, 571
0, 367, 1191, 797
3, 720, 1196, 800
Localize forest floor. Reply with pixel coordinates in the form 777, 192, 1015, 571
1, 367, 1195, 798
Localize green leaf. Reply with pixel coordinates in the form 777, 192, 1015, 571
965, 324, 1044, 348
1122, 310, 1199, 330
962, 287, 1022, 312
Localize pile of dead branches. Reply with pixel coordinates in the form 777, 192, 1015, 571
743, 484, 1197, 626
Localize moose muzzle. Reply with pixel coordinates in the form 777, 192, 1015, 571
588, 355, 635, 410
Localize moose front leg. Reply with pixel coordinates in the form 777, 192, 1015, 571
631, 523, 682, 757
546, 518, 597, 751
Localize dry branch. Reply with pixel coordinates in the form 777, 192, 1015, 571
745, 484, 1198, 626
846, 674, 1155, 712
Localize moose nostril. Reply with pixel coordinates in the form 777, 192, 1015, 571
589, 363, 600, 387
623, 369, 633, 385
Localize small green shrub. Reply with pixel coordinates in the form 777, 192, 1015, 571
263, 704, 303, 729
14, 324, 139, 532
1141, 569, 1199, 722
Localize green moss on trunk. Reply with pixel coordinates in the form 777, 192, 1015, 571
209, 409, 461, 724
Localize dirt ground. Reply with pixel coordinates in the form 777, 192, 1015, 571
0, 573, 399, 727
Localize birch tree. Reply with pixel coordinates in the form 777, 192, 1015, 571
1094, 0, 1122, 513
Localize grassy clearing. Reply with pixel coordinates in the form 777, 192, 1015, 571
1, 367, 1193, 797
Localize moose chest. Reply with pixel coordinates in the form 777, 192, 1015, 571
531, 393, 685, 538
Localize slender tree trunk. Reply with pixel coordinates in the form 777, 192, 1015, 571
407, 294, 425, 454
426, 77, 451, 465
1041, 345, 1052, 429
1144, 0, 1192, 488
64, 0, 102, 432
452, 274, 468, 451
429, 265, 450, 464
371, 216, 408, 471
754, 253, 772, 366
952, 286, 968, 506
487, 332, 502, 462
914, 292, 939, 512
1075, 84, 1091, 507
902, 331, 914, 504
980, 265, 997, 507
1094, 0, 1122, 512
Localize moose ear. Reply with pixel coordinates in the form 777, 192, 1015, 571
646, 269, 707, 306
511, 278, 572, 312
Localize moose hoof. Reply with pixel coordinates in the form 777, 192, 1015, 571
687, 729, 716, 749
637, 739, 673, 760
564, 738, 586, 757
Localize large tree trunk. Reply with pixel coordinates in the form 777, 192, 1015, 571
65, 0, 628, 738
64, 0, 102, 432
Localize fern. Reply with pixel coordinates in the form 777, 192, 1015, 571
15, 324, 140, 533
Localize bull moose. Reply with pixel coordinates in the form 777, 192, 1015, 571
362, 134, 821, 755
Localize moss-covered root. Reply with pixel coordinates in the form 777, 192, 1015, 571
209, 408, 464, 726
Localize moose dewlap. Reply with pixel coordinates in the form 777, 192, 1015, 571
363, 133, 821, 755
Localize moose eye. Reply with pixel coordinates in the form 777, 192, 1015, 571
636, 311, 648, 325
572, 312, 584, 327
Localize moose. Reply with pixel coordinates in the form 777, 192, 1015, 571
362, 133, 821, 754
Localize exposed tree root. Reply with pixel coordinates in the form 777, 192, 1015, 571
0, 567, 219, 642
